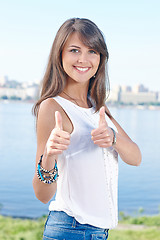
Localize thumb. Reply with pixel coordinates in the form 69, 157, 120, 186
55, 111, 63, 130
99, 106, 108, 127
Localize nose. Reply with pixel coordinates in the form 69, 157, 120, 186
77, 52, 88, 64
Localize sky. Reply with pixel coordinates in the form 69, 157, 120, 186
0, 0, 160, 91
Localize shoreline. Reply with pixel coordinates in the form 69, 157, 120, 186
0, 214, 42, 220
1, 99, 160, 110
1, 212, 160, 221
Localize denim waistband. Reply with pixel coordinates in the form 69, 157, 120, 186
47, 210, 109, 232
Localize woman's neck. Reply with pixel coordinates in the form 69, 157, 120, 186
59, 86, 91, 108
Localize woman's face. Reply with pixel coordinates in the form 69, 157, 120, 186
62, 32, 100, 85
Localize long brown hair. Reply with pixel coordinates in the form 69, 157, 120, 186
33, 18, 110, 117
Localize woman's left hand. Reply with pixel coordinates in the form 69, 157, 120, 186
91, 106, 113, 148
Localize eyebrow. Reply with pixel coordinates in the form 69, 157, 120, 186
68, 45, 81, 49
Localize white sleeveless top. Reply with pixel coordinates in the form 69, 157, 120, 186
49, 96, 118, 229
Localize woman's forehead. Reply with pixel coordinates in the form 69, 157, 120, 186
63, 32, 97, 50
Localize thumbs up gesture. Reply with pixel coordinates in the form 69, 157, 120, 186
45, 111, 70, 157
91, 106, 113, 148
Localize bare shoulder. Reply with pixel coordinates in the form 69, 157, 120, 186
105, 105, 112, 118
38, 97, 62, 114
105, 104, 131, 138
105, 104, 119, 129
37, 97, 73, 135
38, 98, 62, 123
36, 98, 62, 144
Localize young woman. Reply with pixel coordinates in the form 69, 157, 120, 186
32, 18, 142, 240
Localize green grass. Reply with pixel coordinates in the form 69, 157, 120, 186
0, 215, 45, 240
0, 214, 160, 240
119, 212, 160, 226
109, 228, 160, 240
121, 215, 160, 227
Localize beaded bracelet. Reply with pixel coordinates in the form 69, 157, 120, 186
37, 155, 59, 184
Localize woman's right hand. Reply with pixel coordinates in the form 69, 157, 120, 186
44, 111, 71, 159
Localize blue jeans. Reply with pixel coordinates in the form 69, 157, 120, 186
43, 211, 109, 240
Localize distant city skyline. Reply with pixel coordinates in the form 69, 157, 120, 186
0, 0, 160, 91
0, 74, 157, 93
1, 75, 160, 104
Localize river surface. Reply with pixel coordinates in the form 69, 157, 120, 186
0, 101, 159, 218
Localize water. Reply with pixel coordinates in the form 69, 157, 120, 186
0, 102, 160, 218
111, 106, 160, 215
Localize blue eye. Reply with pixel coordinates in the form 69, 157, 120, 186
89, 50, 97, 54
70, 49, 79, 53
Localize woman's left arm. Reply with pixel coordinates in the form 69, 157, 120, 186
105, 106, 142, 166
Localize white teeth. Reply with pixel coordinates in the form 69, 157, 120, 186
75, 67, 89, 72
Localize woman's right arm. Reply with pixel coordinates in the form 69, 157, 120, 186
32, 98, 70, 204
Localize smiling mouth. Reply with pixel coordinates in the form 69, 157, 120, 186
74, 66, 90, 72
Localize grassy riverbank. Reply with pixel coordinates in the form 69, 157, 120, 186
0, 214, 160, 240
